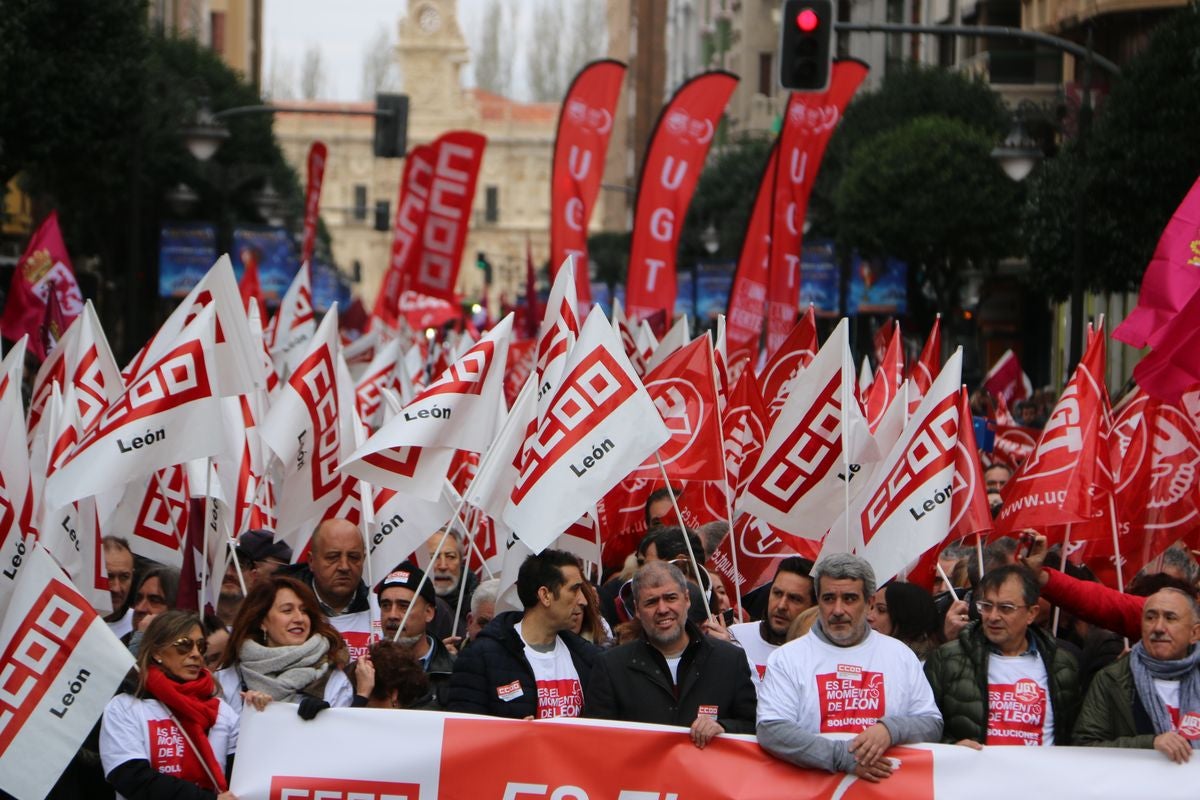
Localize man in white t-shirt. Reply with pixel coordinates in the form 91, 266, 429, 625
924, 564, 1080, 747
1075, 587, 1200, 763
729, 557, 815, 690
757, 553, 942, 782
449, 549, 600, 719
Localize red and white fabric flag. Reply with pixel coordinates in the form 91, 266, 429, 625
238, 249, 266, 321
983, 349, 1032, 405
102, 465, 188, 570
374, 144, 436, 329
740, 318, 870, 538
504, 307, 671, 554
610, 298, 646, 377
0, 338, 37, 613
466, 374, 538, 523
633, 337, 724, 482
644, 315, 690, 374
994, 331, 1112, 534
259, 307, 359, 547
125, 255, 259, 399
725, 143, 777, 369
342, 316, 513, 498
27, 300, 124, 449
365, 485, 454, 578
550, 59, 626, 310
1131, 281, 1200, 403
268, 264, 317, 378
908, 314, 942, 415
950, 385, 995, 541
300, 142, 327, 267
0, 211, 84, 362
1113, 175, 1200, 349
44, 305, 230, 511
759, 305, 819, 419
820, 349, 964, 585
0, 542, 134, 800
865, 321, 903, 432
625, 72, 738, 324
858, 355, 873, 401
707, 513, 821, 603
722, 366, 770, 505
535, 260, 581, 417
355, 338, 402, 428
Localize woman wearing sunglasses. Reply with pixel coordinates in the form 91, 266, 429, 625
215, 575, 353, 715
101, 611, 239, 799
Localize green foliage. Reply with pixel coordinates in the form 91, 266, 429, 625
680, 134, 775, 265
834, 115, 1021, 312
1022, 7, 1200, 300
588, 230, 631, 289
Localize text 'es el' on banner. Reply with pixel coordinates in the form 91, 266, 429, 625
230, 706, 1200, 800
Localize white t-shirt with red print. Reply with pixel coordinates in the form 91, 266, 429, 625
730, 621, 777, 691
757, 627, 939, 734
985, 653, 1055, 746
1154, 679, 1200, 742
516, 621, 584, 719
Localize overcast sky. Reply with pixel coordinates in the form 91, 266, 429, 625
263, 0, 511, 101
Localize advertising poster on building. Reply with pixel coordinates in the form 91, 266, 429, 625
157, 223, 217, 298
849, 254, 907, 315
800, 239, 840, 317
232, 226, 299, 307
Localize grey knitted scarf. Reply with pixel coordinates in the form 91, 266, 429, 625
237, 634, 331, 702
1129, 641, 1200, 747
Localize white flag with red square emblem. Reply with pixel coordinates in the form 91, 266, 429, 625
268, 263, 317, 378
44, 304, 229, 511
0, 338, 36, 614
503, 306, 670, 554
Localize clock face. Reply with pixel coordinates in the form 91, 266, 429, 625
418, 4, 441, 33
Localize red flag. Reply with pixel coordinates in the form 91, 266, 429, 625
634, 337, 725, 481
994, 331, 1112, 534
238, 250, 266, 320
950, 386, 994, 540
725, 143, 778, 367
759, 305, 819, 418
625, 72, 738, 324
300, 141, 328, 267
1, 211, 84, 361
611, 298, 646, 377
375, 144, 436, 328
722, 366, 770, 504
550, 59, 626, 310
1132, 281, 1200, 403
865, 321, 902, 432
1113, 175, 1200, 349
408, 131, 487, 302
766, 61, 869, 355
707, 514, 819, 601
909, 314, 942, 415
38, 279, 67, 361
983, 349, 1032, 405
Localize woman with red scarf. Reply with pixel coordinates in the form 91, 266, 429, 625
101, 611, 238, 800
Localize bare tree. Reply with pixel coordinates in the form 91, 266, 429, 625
266, 48, 295, 100
299, 44, 325, 100
473, 0, 514, 96
566, 0, 607, 77
526, 0, 566, 101
360, 25, 399, 99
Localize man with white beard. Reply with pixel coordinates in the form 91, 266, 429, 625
426, 528, 479, 634
376, 562, 455, 708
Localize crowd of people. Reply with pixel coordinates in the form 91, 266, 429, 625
47, 482, 1200, 799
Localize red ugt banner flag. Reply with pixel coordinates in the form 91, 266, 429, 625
1, 211, 84, 361
625, 71, 738, 326
725, 142, 778, 369
375, 143, 437, 328
300, 141, 327, 268
550, 59, 626, 310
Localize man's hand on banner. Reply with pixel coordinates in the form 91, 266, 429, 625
848, 722, 892, 767
242, 690, 272, 711
1154, 731, 1193, 764
690, 715, 724, 749
955, 739, 984, 750
852, 758, 894, 783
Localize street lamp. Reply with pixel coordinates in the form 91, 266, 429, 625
180, 99, 230, 162
991, 110, 1042, 183
701, 222, 720, 256
164, 182, 200, 217
253, 179, 286, 227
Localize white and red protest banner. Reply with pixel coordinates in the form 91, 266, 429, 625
766, 61, 868, 355
0, 212, 84, 362
374, 144, 437, 328
725, 143, 777, 368
504, 307, 670, 554
535, 260, 581, 415
864, 321, 903, 432
821, 350, 964, 586
44, 305, 230, 511
355, 338, 402, 428
300, 141, 327, 267
760, 305, 819, 418
0, 543, 134, 800
909, 314, 942, 414
0, 338, 36, 612
550, 59, 626, 309
409, 132, 487, 302
625, 71, 738, 326
231, 705, 1200, 799
983, 349, 1032, 405
740, 319, 868, 538
267, 264, 317, 378
610, 297, 646, 376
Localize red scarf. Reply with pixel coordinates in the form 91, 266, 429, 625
144, 666, 227, 792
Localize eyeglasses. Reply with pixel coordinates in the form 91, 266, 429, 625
975, 601, 1030, 617
168, 636, 208, 656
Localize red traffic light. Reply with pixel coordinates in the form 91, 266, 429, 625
796, 8, 820, 32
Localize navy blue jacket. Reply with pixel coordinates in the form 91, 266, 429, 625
447, 610, 600, 719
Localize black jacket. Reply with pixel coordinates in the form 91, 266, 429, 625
447, 610, 600, 719
278, 562, 370, 615
585, 621, 758, 734
421, 634, 456, 710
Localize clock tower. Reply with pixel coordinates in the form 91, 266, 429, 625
397, 0, 473, 127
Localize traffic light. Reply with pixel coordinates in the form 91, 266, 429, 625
475, 252, 493, 285
373, 93, 409, 158
779, 0, 833, 92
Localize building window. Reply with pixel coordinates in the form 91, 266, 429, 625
485, 185, 499, 223
353, 185, 368, 221
374, 200, 390, 232
210, 11, 226, 55
758, 52, 773, 96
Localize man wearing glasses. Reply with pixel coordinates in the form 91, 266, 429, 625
925, 564, 1081, 747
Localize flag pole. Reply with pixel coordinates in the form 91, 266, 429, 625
1107, 494, 1126, 594
200, 459, 212, 612
394, 490, 471, 642
975, 532, 985, 580
655, 454, 717, 626
1052, 525, 1071, 638
936, 562, 960, 603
